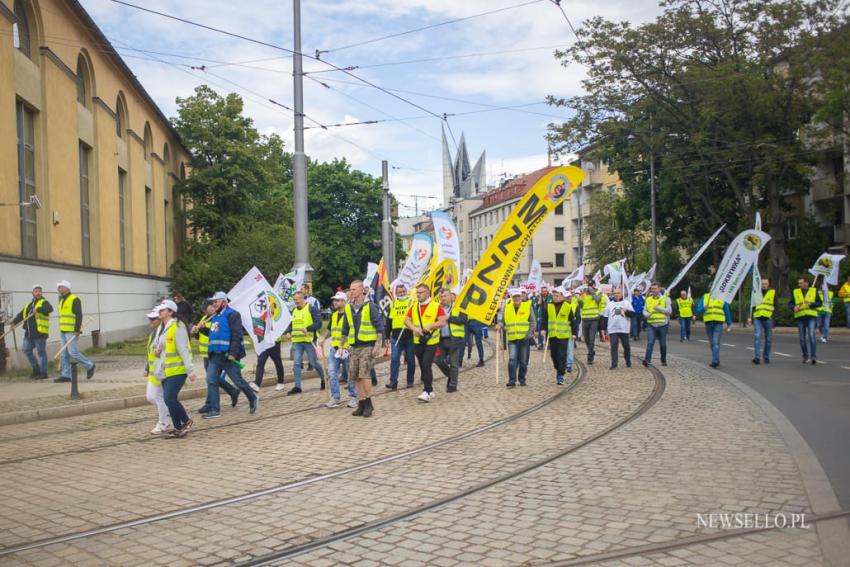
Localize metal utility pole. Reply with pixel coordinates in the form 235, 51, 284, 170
292, 0, 313, 282
576, 188, 584, 265
649, 114, 657, 267
381, 160, 394, 278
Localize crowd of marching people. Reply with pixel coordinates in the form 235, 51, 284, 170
8, 269, 847, 438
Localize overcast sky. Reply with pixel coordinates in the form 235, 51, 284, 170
79, 0, 663, 216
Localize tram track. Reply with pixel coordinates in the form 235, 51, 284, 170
0, 358, 585, 558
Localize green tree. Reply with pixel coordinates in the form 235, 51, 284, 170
547, 0, 847, 294
584, 189, 650, 270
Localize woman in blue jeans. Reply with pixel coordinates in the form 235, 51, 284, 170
153, 300, 197, 438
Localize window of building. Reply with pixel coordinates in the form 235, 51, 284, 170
13, 0, 31, 58
555, 253, 565, 267
554, 203, 563, 215
145, 187, 154, 273
16, 101, 37, 258
79, 143, 92, 265
555, 227, 565, 241
116, 93, 128, 139
118, 169, 127, 270
458, 219, 463, 232
76, 55, 91, 107
786, 218, 799, 240
143, 123, 152, 161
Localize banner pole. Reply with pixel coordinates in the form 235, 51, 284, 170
496, 329, 501, 386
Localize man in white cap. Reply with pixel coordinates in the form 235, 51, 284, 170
320, 291, 358, 408
12, 284, 53, 379
535, 284, 552, 350
496, 288, 537, 387
55, 280, 95, 382
539, 286, 576, 385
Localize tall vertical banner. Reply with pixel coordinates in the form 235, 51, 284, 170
456, 165, 585, 324
526, 260, 544, 290
431, 211, 461, 274
229, 267, 291, 353
398, 232, 434, 289
709, 229, 771, 303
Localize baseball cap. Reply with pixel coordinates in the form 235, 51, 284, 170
159, 299, 179, 312
209, 291, 228, 301
32, 284, 44, 291
146, 307, 161, 320
332, 291, 347, 301
56, 280, 72, 289
553, 286, 566, 295
509, 288, 522, 297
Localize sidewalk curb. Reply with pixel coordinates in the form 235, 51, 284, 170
0, 370, 322, 427
670, 356, 850, 567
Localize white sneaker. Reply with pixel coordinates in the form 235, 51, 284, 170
249, 382, 260, 392
417, 391, 432, 402
150, 423, 166, 435
325, 398, 341, 408
347, 397, 358, 408
275, 383, 286, 391
820, 337, 827, 344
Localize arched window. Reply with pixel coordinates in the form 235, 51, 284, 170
115, 92, 128, 138
143, 123, 152, 161
76, 54, 92, 108
13, 0, 31, 58
162, 143, 171, 174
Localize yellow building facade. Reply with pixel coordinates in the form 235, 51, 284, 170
1, 0, 188, 275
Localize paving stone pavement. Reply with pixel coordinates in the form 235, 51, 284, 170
0, 341, 841, 566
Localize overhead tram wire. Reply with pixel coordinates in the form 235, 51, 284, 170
316, 0, 546, 55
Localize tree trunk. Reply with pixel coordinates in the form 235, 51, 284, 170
766, 181, 790, 296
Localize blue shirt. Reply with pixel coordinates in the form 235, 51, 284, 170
631, 295, 645, 316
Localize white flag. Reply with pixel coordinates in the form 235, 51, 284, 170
274, 267, 305, 304
604, 258, 627, 288
809, 253, 844, 286
709, 229, 771, 303
526, 260, 544, 291
667, 224, 726, 295
563, 265, 585, 288
229, 267, 291, 354
398, 232, 434, 289
431, 211, 461, 274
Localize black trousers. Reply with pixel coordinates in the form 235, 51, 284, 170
609, 333, 631, 367
414, 343, 437, 393
549, 337, 568, 375
435, 337, 463, 389
582, 319, 599, 361
255, 342, 284, 386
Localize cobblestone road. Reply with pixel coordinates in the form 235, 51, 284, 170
1, 341, 844, 566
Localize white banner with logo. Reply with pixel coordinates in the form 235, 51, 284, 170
709, 229, 771, 303
431, 211, 461, 273
229, 266, 291, 353
398, 232, 434, 290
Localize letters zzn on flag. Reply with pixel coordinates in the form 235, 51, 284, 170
456, 166, 585, 324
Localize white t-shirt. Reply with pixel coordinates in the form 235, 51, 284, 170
602, 299, 634, 334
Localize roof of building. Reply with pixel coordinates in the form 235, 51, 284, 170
471, 166, 559, 214
67, 0, 188, 154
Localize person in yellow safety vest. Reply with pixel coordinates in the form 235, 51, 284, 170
406, 283, 448, 402
386, 283, 417, 390
496, 288, 537, 387
642, 282, 672, 367
747, 277, 775, 365
790, 277, 822, 364
319, 291, 358, 409
143, 307, 171, 435
342, 280, 386, 416
284, 291, 326, 395
676, 290, 695, 342
540, 286, 577, 384
193, 300, 241, 415
152, 300, 197, 438
12, 284, 53, 379
55, 280, 95, 383
598, 291, 609, 343
696, 291, 732, 369
816, 287, 834, 344
839, 274, 850, 330
435, 288, 467, 393
579, 280, 604, 365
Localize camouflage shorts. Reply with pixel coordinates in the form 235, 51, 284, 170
348, 346, 375, 382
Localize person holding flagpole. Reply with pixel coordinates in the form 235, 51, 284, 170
748, 278, 775, 364
579, 280, 603, 365
790, 277, 821, 365
696, 291, 732, 368
642, 283, 671, 367
386, 283, 416, 390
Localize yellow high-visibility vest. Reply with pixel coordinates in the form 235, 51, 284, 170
146, 331, 160, 386
645, 295, 669, 325
547, 302, 572, 339
23, 299, 50, 335
753, 289, 775, 319
330, 310, 351, 348
676, 297, 693, 318
58, 294, 78, 333
390, 296, 414, 330
344, 302, 378, 343
412, 300, 441, 346
291, 305, 315, 343
580, 293, 601, 320
793, 288, 818, 318
701, 294, 725, 323
163, 321, 188, 378
504, 301, 531, 341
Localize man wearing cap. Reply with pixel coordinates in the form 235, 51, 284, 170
342, 279, 385, 416
203, 292, 258, 418
193, 300, 241, 413
435, 288, 467, 393
56, 281, 95, 382
386, 283, 416, 390
320, 291, 358, 409
496, 288, 537, 387
13, 284, 53, 379
540, 287, 576, 385
579, 281, 603, 365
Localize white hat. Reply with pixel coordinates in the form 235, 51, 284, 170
332, 291, 347, 301
32, 284, 44, 291
209, 291, 228, 301
146, 308, 161, 319
553, 286, 566, 295
509, 288, 522, 297
56, 280, 71, 289
159, 299, 179, 313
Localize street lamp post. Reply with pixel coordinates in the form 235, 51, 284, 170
292, 0, 313, 282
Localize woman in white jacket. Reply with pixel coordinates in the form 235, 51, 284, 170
144, 307, 170, 435
153, 300, 197, 438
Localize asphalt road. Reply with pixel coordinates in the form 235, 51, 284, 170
645, 324, 850, 508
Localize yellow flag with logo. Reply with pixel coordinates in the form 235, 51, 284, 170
456, 166, 585, 324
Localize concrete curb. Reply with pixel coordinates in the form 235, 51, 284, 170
670, 355, 850, 567
0, 369, 322, 427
